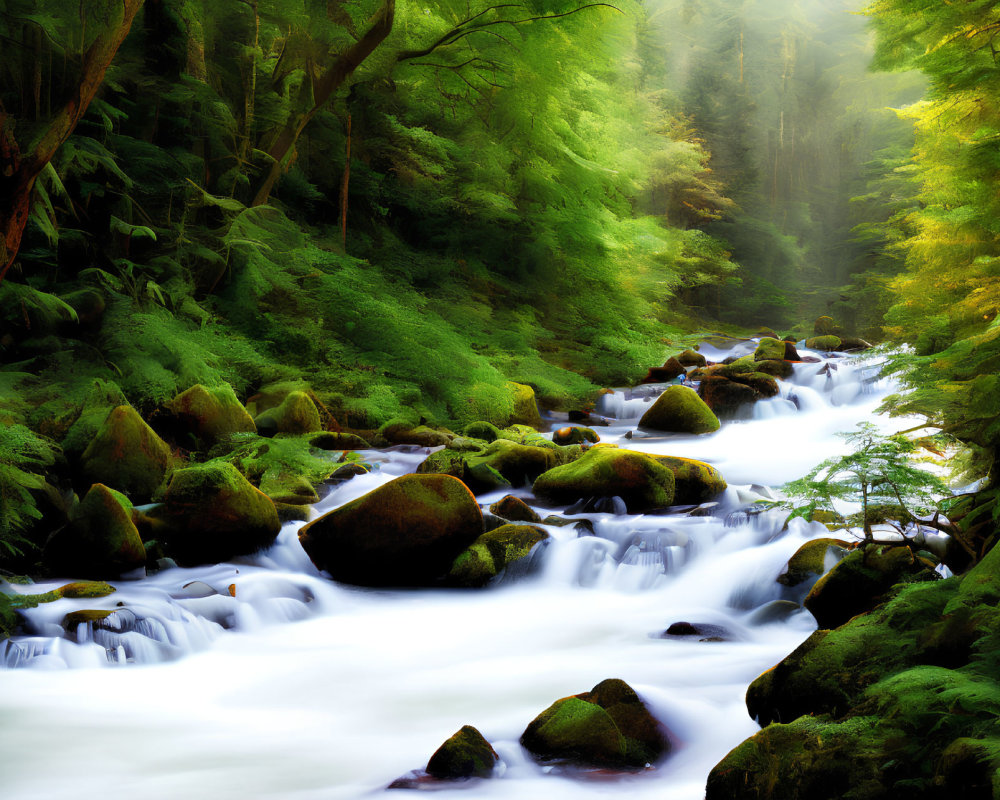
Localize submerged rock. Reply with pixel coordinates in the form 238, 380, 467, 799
532, 447, 675, 513
148, 461, 280, 566
448, 524, 549, 587
43, 483, 146, 578
520, 678, 668, 769
79, 405, 173, 502
637, 385, 721, 434
298, 473, 483, 587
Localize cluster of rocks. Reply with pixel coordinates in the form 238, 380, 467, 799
390, 678, 669, 788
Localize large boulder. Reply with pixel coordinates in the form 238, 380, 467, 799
552, 426, 600, 446
61, 379, 128, 459
532, 448, 675, 513
638, 386, 720, 434
43, 483, 146, 578
148, 461, 280, 565
79, 405, 173, 501
448, 524, 550, 587
165, 383, 256, 446
640, 357, 685, 384
427, 726, 500, 780
753, 338, 787, 362
651, 456, 727, 504
379, 422, 453, 448
676, 349, 707, 367
254, 391, 322, 436
520, 678, 668, 769
804, 335, 842, 352
698, 370, 779, 418
804, 544, 935, 629
298, 473, 483, 587
777, 538, 850, 588
418, 439, 563, 494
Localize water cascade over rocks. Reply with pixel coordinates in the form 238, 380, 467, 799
0, 342, 918, 800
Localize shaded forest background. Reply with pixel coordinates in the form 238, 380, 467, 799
3, 0, 1000, 547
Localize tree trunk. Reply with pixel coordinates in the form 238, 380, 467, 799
251, 0, 395, 207
0, 0, 145, 283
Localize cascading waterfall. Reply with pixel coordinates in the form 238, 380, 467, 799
0, 343, 919, 800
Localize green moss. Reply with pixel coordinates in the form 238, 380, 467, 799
777, 538, 850, 588
426, 725, 499, 779
166, 383, 256, 445
79, 405, 173, 502
805, 335, 843, 351
507, 382, 542, 427
0, 592, 18, 640
552, 426, 600, 445
638, 385, 721, 434
652, 455, 727, 504
463, 421, 501, 442
753, 337, 787, 361
448, 524, 549, 587
532, 447, 675, 512
255, 390, 322, 435
489, 494, 542, 523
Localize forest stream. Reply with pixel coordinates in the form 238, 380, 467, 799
0, 339, 921, 799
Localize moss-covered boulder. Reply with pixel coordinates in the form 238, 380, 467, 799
259, 471, 320, 505
508, 381, 542, 428
804, 335, 842, 351
254, 391, 322, 436
637, 386, 720, 434
426, 725, 500, 780
520, 678, 668, 769
298, 473, 483, 587
309, 431, 371, 450
418, 439, 561, 494
165, 383, 256, 445
61, 379, 129, 459
552, 426, 600, 446
839, 336, 873, 351
148, 461, 280, 565
753, 337, 787, 362
61, 288, 106, 325
43, 483, 146, 578
448, 524, 550, 587
379, 421, 453, 447
698, 371, 779, 418
79, 405, 172, 501
651, 456, 727, 505
753, 359, 794, 379
777, 538, 850, 588
640, 357, 685, 384
463, 421, 500, 442
676, 349, 707, 367
804, 544, 935, 629
533, 448, 675, 513
489, 494, 542, 523
57, 580, 117, 599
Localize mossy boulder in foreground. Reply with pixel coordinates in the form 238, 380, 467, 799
298, 473, 483, 587
532, 447, 675, 513
637, 385, 721, 434
79, 405, 173, 501
448, 524, 550, 587
426, 725, 500, 779
165, 383, 256, 445
520, 678, 668, 769
44, 483, 146, 578
148, 461, 280, 565
651, 455, 727, 505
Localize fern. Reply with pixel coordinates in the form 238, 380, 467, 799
0, 424, 57, 557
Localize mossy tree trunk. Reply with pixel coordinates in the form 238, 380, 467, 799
0, 0, 145, 284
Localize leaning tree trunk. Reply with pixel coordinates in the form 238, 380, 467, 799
0, 0, 145, 284
251, 0, 395, 207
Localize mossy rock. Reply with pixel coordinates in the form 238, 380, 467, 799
470, 440, 560, 489
165, 383, 256, 445
448, 524, 549, 588
426, 725, 500, 779
753, 337, 787, 362
552, 426, 599, 446
637, 386, 720, 434
640, 357, 685, 384
707, 715, 888, 800
309, 431, 371, 450
489, 494, 542, 523
79, 405, 173, 501
676, 349, 707, 367
147, 461, 280, 566
777, 538, 850, 588
753, 359, 794, 379
804, 335, 843, 351
259, 471, 320, 505
651, 456, 727, 504
254, 391, 322, 436
463, 421, 500, 442
783, 340, 801, 361
804, 544, 933, 629
813, 316, 842, 336
520, 678, 668, 769
0, 593, 18, 641
62, 609, 114, 629
380, 422, 452, 448
60, 288, 106, 324
298, 473, 483, 587
507, 381, 542, 428
57, 581, 117, 599
697, 376, 759, 418
839, 336, 873, 351
61, 380, 130, 459
43, 483, 146, 578
533, 447, 675, 513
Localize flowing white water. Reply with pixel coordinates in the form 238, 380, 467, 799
0, 344, 916, 800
